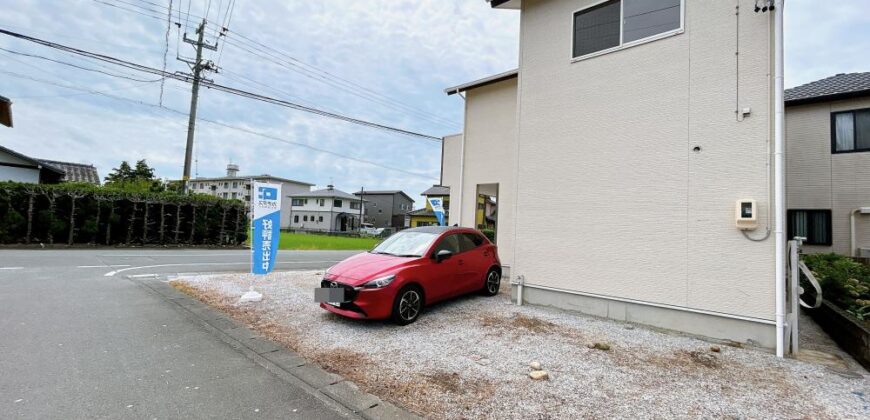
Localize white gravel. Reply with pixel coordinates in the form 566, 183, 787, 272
173, 271, 870, 419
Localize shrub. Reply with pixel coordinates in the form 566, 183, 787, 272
0, 181, 248, 246
480, 229, 496, 242
803, 253, 870, 321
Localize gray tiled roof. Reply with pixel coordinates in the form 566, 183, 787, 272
421, 185, 450, 196
785, 72, 870, 105
37, 159, 100, 184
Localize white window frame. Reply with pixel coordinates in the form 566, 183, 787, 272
570, 0, 685, 63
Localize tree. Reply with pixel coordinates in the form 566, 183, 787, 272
104, 160, 165, 193
104, 161, 134, 184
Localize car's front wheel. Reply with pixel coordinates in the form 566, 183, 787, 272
391, 285, 423, 325
482, 268, 501, 296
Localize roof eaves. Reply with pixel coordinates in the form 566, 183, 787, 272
785, 89, 870, 107
444, 69, 519, 96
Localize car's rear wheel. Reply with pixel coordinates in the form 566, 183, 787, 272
391, 285, 423, 325
482, 268, 501, 296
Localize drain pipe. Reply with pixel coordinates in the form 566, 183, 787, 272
773, 0, 786, 358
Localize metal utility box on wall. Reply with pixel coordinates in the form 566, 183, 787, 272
735, 199, 758, 230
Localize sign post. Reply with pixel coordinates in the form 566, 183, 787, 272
428, 197, 446, 226
251, 182, 281, 275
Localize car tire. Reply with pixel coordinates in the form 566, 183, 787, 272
482, 267, 501, 296
391, 285, 424, 325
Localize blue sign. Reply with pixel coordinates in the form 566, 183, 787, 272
428, 197, 446, 226
252, 182, 282, 275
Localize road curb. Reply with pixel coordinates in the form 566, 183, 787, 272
135, 279, 422, 420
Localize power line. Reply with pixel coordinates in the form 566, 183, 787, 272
0, 69, 439, 180
105, 0, 460, 130
0, 47, 162, 83
0, 27, 444, 142
159, 0, 173, 105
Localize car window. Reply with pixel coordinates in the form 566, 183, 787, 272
458, 233, 483, 253
431, 234, 461, 255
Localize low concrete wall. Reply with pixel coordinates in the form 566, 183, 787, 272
809, 300, 870, 370
513, 285, 776, 348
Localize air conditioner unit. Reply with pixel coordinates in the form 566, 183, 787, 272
860, 248, 870, 258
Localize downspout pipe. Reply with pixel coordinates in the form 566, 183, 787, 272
773, 0, 786, 358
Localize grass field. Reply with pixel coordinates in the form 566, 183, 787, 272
275, 232, 381, 250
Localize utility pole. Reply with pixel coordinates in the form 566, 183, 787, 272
180, 19, 217, 192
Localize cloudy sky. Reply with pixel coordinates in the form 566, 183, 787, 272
1, 0, 868, 205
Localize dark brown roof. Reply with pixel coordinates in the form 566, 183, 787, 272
37, 159, 100, 184
353, 190, 415, 203
785, 72, 870, 106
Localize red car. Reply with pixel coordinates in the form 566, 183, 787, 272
316, 226, 502, 325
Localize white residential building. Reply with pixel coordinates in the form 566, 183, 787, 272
288, 185, 366, 232
187, 164, 313, 228
442, 0, 784, 348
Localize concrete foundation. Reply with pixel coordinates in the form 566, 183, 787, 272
512, 285, 777, 348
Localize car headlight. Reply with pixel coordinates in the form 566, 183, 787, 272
362, 274, 396, 289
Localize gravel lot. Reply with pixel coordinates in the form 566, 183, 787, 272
172, 271, 870, 419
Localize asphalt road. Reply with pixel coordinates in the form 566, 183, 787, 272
0, 249, 361, 420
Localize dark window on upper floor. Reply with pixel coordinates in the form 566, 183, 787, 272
832, 108, 870, 153
787, 209, 832, 246
334, 199, 343, 208
573, 0, 682, 59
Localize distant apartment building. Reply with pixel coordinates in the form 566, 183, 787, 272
353, 190, 414, 230
785, 72, 870, 257
288, 185, 366, 232
187, 164, 313, 228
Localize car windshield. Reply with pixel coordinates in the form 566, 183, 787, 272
370, 231, 439, 257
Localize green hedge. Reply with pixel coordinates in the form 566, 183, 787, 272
0, 182, 248, 246
803, 253, 870, 321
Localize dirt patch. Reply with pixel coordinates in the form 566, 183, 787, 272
511, 314, 556, 333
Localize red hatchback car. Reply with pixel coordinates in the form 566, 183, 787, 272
316, 226, 502, 325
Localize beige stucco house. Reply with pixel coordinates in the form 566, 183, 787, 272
443, 0, 784, 347
785, 72, 870, 257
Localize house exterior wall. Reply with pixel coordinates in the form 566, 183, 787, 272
189, 177, 310, 228
357, 193, 414, 229
450, 78, 519, 268
289, 196, 365, 232
786, 97, 870, 255
0, 150, 40, 183
509, 0, 775, 340
442, 134, 462, 220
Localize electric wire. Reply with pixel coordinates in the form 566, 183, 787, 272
116, 0, 460, 130
0, 27, 443, 142
159, 0, 173, 106
1, 69, 439, 180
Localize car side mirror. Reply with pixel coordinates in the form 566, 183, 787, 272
434, 249, 452, 263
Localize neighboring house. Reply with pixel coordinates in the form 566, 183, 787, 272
36, 159, 100, 184
405, 185, 450, 228
0, 95, 11, 127
785, 72, 870, 257
353, 190, 415, 230
187, 164, 313, 229
0, 144, 82, 184
442, 0, 781, 347
289, 185, 366, 232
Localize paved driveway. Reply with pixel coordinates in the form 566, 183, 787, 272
0, 249, 360, 419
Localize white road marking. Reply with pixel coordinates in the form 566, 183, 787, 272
0, 267, 24, 270
77, 265, 131, 269
127, 274, 160, 279
104, 261, 340, 277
